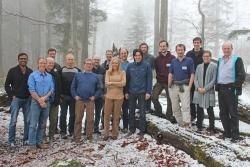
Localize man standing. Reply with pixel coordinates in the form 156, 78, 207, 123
186, 37, 204, 122
139, 43, 154, 113
47, 48, 61, 134
102, 50, 113, 71
5, 53, 33, 147
47, 48, 61, 72
28, 57, 54, 151
216, 42, 245, 142
60, 54, 81, 139
71, 59, 102, 142
45, 57, 61, 140
152, 40, 175, 121
125, 49, 152, 136
92, 55, 105, 134
119, 48, 130, 132
168, 44, 195, 128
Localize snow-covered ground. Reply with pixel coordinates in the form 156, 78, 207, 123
0, 111, 204, 167
239, 84, 250, 107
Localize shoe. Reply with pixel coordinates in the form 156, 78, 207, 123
111, 136, 117, 140
27, 146, 37, 154
61, 134, 68, 139
103, 136, 109, 141
9, 143, 15, 148
206, 127, 216, 134
94, 130, 101, 135
196, 128, 203, 133
218, 134, 231, 140
87, 136, 93, 141
181, 122, 191, 128
231, 136, 243, 143
36, 143, 49, 149
23, 140, 29, 146
121, 128, 128, 133
83, 132, 86, 135
137, 132, 144, 137
126, 132, 134, 137
68, 133, 73, 137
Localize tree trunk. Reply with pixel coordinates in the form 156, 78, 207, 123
159, 0, 168, 41
71, 0, 78, 65
154, 0, 160, 56
198, 0, 205, 48
81, 0, 89, 66
214, 0, 220, 57
0, 0, 3, 77
17, 0, 23, 52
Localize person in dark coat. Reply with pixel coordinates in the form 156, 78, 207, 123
216, 42, 245, 142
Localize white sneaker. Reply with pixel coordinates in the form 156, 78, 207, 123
10, 143, 15, 148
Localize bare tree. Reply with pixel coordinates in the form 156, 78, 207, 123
0, 0, 3, 77
160, 0, 168, 41
81, 0, 90, 66
154, 0, 160, 56
198, 0, 205, 48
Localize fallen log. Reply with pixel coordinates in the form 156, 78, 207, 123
146, 114, 250, 167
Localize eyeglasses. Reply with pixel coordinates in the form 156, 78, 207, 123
19, 58, 27, 60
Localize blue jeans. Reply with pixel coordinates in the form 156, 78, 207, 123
8, 97, 31, 144
94, 98, 103, 132
129, 93, 146, 133
60, 95, 75, 135
28, 99, 49, 146
122, 99, 129, 129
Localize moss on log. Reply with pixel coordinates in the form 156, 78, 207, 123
146, 115, 250, 167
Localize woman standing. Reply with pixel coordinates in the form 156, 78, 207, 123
103, 57, 126, 140
193, 50, 217, 133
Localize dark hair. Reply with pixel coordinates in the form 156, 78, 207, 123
159, 40, 169, 47
47, 48, 56, 54
133, 49, 143, 57
175, 44, 186, 51
119, 48, 129, 55
203, 50, 212, 57
139, 42, 149, 49
193, 37, 202, 43
84, 58, 93, 64
18, 53, 28, 59
106, 50, 113, 54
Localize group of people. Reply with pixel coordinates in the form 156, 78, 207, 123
4, 37, 246, 153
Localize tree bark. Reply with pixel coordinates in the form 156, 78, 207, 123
214, 0, 220, 57
0, 0, 3, 77
198, 0, 205, 48
154, 0, 160, 56
81, 0, 89, 66
71, 0, 78, 65
159, 0, 168, 41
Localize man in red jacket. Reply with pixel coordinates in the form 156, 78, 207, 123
152, 40, 176, 122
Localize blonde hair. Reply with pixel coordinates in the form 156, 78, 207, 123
107, 57, 122, 75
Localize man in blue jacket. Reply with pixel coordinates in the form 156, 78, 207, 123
125, 49, 153, 137
71, 58, 102, 142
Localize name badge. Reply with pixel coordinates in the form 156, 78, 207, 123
182, 66, 187, 70
166, 64, 171, 67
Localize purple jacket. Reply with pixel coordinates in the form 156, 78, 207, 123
155, 51, 175, 84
